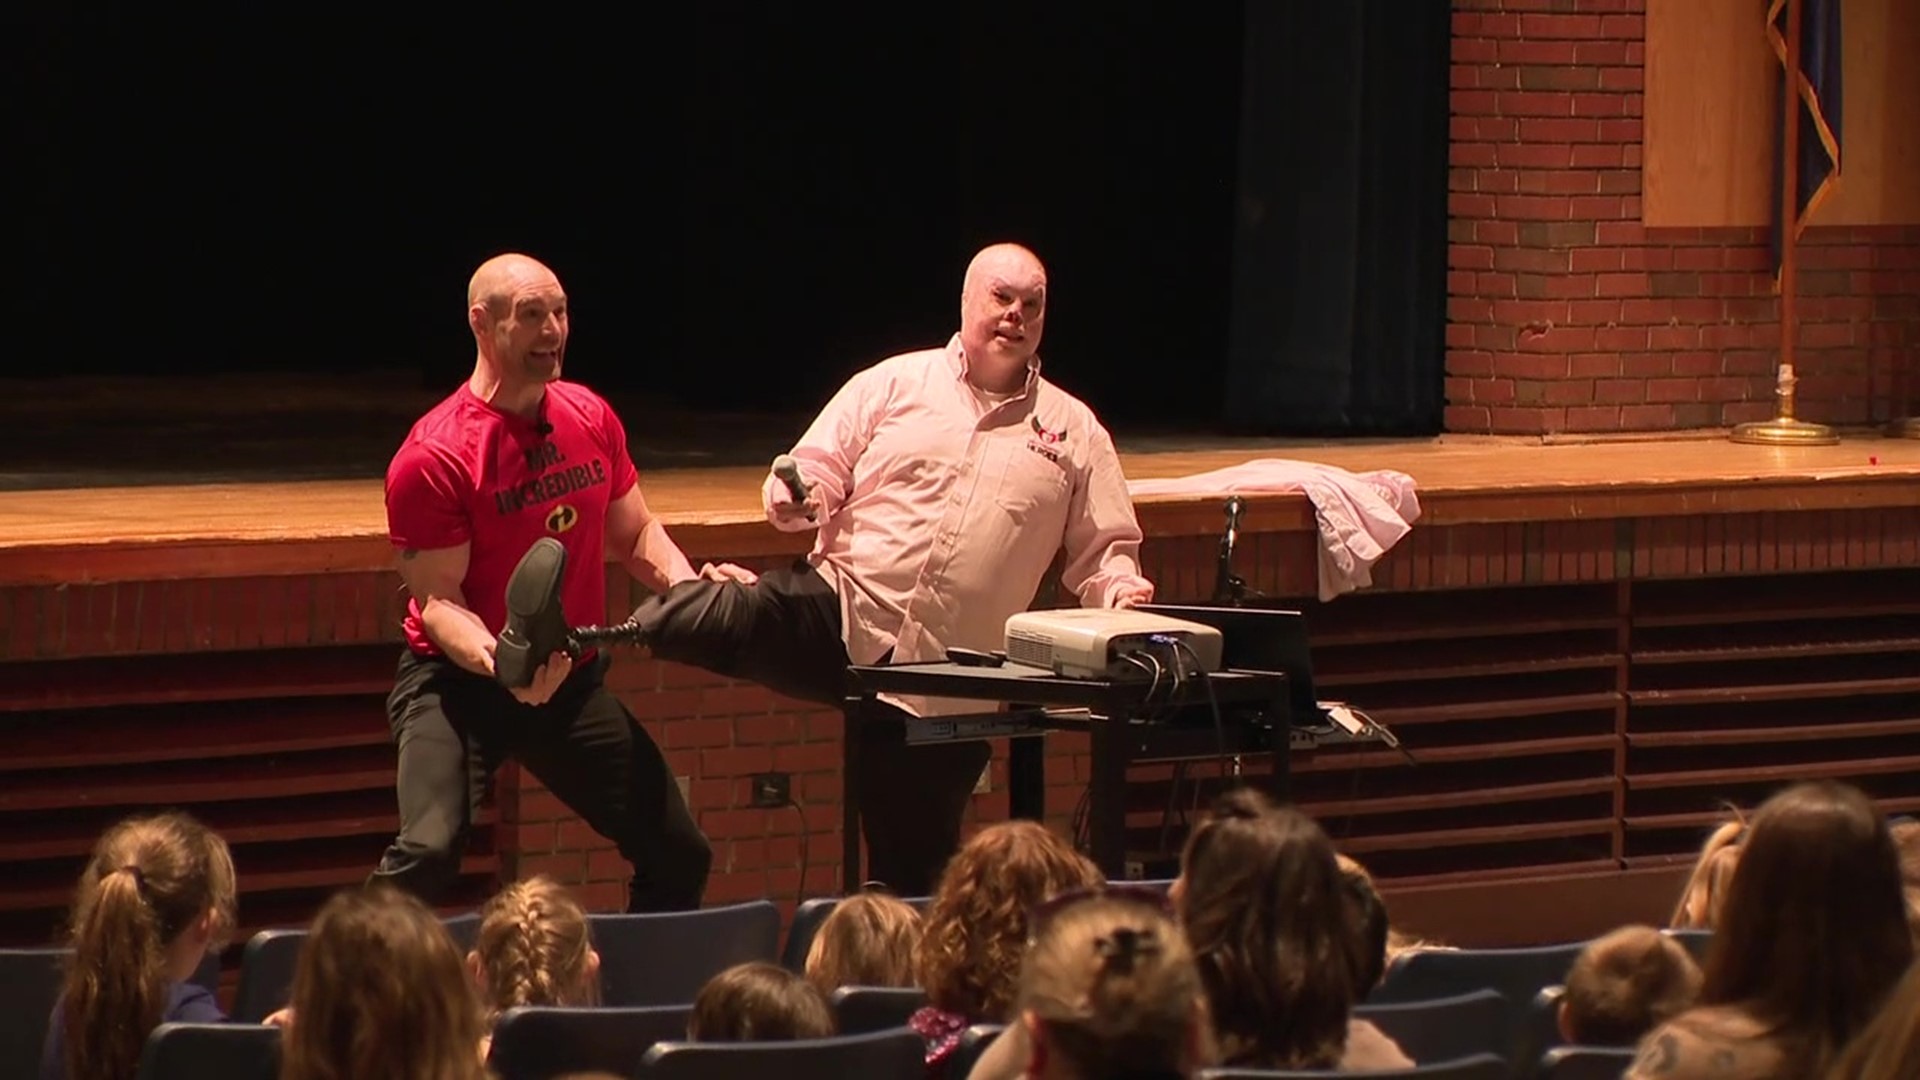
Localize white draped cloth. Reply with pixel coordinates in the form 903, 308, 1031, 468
1127, 459, 1421, 600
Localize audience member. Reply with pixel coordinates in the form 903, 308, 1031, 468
278, 884, 490, 1080
1015, 891, 1213, 1080
1670, 815, 1744, 931
915, 821, 1103, 1072
687, 962, 835, 1041
1559, 925, 1701, 1046
468, 875, 601, 1024
1175, 788, 1411, 1071
1625, 781, 1912, 1080
1335, 854, 1453, 969
40, 811, 238, 1080
1334, 854, 1392, 993
1889, 818, 1919, 942
804, 889, 924, 997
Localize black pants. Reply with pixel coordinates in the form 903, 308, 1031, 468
372, 649, 712, 912
637, 562, 990, 897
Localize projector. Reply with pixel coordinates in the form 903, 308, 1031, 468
1003, 609, 1224, 680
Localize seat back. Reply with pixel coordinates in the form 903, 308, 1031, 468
487, 1004, 694, 1080
442, 910, 483, 952
829, 984, 928, 1034
1353, 988, 1512, 1066
590, 900, 782, 1007
134, 1022, 280, 1080
1520, 984, 1568, 1068
232, 929, 307, 1023
0, 947, 69, 1077
1663, 928, 1711, 962
637, 1027, 926, 1080
1201, 1051, 1511, 1079
1538, 1045, 1637, 1080
1369, 943, 1586, 1009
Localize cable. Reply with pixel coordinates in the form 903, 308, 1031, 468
1070, 784, 1092, 854
1170, 638, 1231, 783
781, 795, 809, 914
1119, 652, 1156, 684
1128, 645, 1159, 714
1157, 760, 1188, 856
1350, 705, 1418, 768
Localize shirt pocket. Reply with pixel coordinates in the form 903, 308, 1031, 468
993, 436, 1072, 524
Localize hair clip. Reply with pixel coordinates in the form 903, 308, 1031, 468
1093, 927, 1161, 972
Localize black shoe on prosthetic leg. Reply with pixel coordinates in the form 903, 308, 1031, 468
497, 538, 572, 690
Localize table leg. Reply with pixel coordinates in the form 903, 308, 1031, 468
1264, 687, 1291, 803
1008, 733, 1045, 821
841, 693, 864, 894
1087, 717, 1129, 878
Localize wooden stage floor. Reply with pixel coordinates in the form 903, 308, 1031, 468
3, 430, 1917, 584
1, 373, 1916, 581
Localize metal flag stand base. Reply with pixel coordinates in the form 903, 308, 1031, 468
1730, 417, 1841, 445
1730, 364, 1840, 446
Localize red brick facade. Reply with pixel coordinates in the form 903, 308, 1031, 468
1446, 0, 1920, 434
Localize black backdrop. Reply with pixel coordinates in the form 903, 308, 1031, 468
13, 3, 1444, 435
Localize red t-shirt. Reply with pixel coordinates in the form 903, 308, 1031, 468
386, 381, 639, 657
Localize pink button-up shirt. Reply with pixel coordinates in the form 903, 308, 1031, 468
762, 335, 1154, 715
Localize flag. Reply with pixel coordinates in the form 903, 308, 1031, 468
1767, 0, 1843, 280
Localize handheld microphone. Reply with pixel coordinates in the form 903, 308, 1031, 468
771, 454, 809, 502
771, 454, 816, 523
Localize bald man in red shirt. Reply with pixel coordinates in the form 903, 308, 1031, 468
376, 252, 754, 911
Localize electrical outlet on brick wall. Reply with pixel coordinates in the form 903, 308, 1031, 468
749, 772, 792, 808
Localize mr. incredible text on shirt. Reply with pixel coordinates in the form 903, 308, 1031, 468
386, 381, 638, 657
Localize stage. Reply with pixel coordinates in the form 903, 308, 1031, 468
4, 431, 1915, 585
1, 379, 1917, 952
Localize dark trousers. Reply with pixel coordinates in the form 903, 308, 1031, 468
372, 649, 712, 912
637, 563, 990, 897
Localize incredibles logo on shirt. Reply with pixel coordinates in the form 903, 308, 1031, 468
545, 504, 580, 534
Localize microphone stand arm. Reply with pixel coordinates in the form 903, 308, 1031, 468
1212, 495, 1250, 607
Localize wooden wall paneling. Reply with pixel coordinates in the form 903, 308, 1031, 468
1645, 0, 1920, 227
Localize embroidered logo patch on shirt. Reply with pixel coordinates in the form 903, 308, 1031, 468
1030, 415, 1068, 444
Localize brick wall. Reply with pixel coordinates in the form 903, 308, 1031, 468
1445, 0, 1920, 434
493, 504, 1920, 916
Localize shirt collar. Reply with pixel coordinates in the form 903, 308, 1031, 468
946, 333, 1041, 400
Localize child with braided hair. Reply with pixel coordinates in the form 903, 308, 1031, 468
467, 875, 602, 1024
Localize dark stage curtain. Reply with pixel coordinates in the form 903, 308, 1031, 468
1223, 0, 1450, 436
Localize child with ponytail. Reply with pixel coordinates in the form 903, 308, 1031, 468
39, 810, 238, 1080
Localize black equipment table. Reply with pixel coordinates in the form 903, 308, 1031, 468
839, 661, 1295, 891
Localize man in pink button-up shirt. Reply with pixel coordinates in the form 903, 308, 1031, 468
634, 243, 1155, 893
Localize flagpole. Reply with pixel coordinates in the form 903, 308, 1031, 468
1733, 0, 1839, 446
